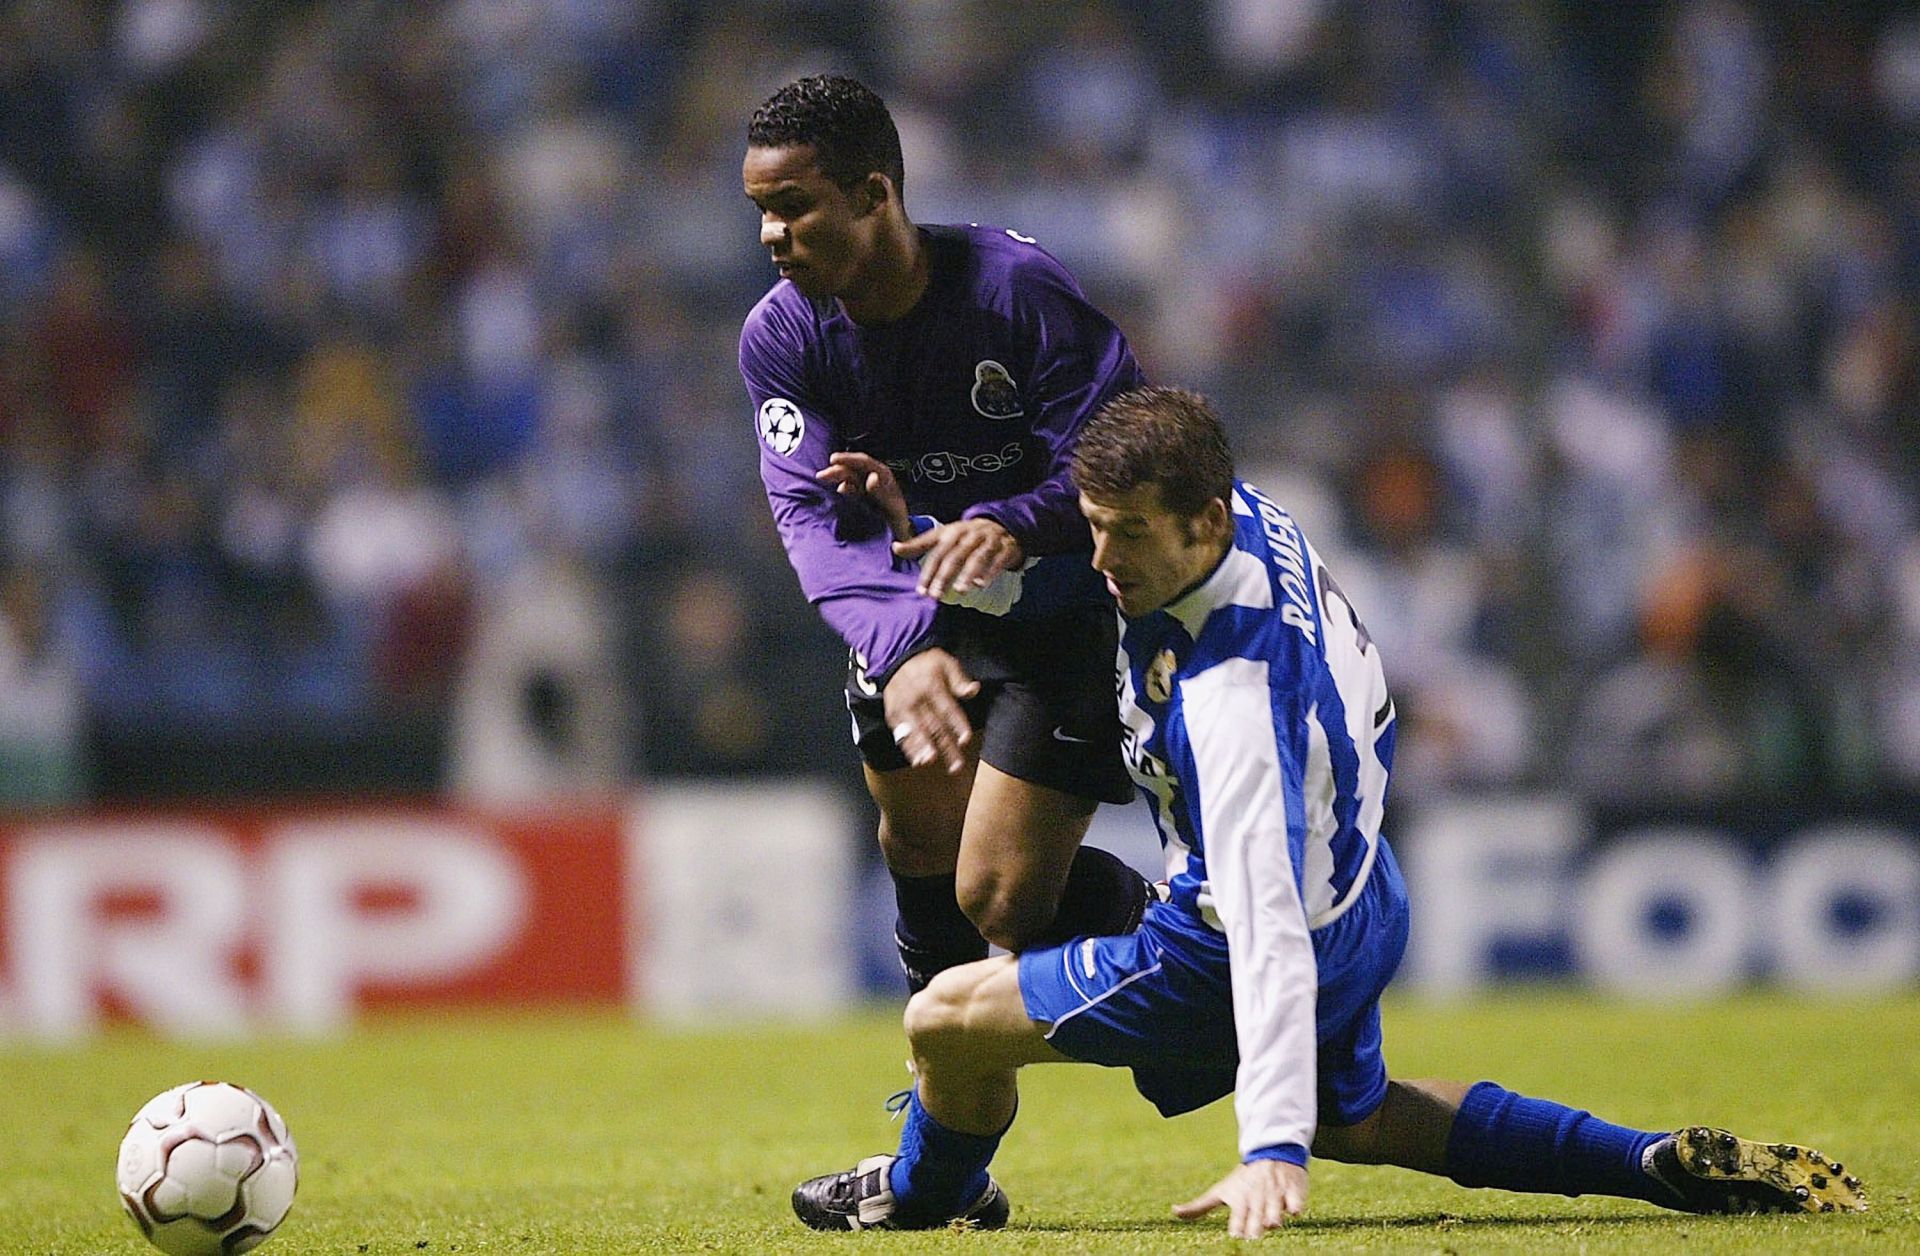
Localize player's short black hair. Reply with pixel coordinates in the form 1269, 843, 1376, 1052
1073, 387, 1235, 520
748, 74, 905, 194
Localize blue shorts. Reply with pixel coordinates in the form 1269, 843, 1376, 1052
1018, 838, 1409, 1128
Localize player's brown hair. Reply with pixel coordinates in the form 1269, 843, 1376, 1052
1072, 386, 1235, 520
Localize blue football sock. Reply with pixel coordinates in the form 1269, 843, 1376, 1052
1446, 1081, 1668, 1204
888, 1090, 1007, 1218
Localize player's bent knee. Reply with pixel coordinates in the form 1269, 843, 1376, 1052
904, 958, 1028, 1063
904, 966, 984, 1051
869, 767, 972, 874
956, 875, 1055, 952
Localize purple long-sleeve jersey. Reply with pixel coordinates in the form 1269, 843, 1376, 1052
739, 224, 1146, 680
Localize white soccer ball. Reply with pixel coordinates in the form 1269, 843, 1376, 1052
116, 1082, 298, 1256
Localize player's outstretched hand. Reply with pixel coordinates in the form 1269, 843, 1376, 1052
817, 452, 912, 541
883, 648, 981, 773
894, 517, 1023, 600
1172, 1160, 1309, 1240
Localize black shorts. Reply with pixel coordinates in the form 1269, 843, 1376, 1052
847, 605, 1134, 805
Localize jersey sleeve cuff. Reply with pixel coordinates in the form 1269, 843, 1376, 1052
868, 624, 944, 692
959, 502, 1025, 542
1244, 1143, 1309, 1168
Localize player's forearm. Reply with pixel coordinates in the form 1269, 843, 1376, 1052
793, 543, 937, 680
814, 588, 938, 683
1228, 933, 1319, 1159
959, 479, 1089, 555
1179, 675, 1322, 1158
770, 491, 938, 678
1212, 831, 1320, 1157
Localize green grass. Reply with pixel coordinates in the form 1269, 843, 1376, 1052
1, 993, 1915, 1253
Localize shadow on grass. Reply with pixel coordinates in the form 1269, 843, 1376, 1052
1012, 1209, 1760, 1235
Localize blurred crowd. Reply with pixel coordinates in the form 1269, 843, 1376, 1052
0, 0, 1916, 809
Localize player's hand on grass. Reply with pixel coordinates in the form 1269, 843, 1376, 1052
817, 452, 913, 541
1173, 1160, 1309, 1239
884, 648, 980, 773
895, 517, 1023, 600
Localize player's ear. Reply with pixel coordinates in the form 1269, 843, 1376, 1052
1200, 496, 1232, 544
858, 172, 893, 214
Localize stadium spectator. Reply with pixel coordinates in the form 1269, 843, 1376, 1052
448, 552, 625, 804
0, 0, 1907, 809
0, 561, 85, 806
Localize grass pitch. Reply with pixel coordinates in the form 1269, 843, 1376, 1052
1, 993, 1913, 1254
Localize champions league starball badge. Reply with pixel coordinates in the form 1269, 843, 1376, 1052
758, 397, 805, 455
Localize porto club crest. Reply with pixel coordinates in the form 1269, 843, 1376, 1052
970, 360, 1024, 420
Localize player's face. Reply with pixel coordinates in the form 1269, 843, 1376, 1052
1081, 484, 1232, 617
743, 144, 882, 300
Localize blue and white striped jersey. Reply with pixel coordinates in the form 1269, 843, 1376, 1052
1115, 479, 1396, 1158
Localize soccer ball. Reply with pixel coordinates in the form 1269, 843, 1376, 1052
116, 1082, 298, 1255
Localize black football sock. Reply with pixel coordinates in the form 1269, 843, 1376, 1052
1025, 845, 1152, 949
892, 870, 988, 995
